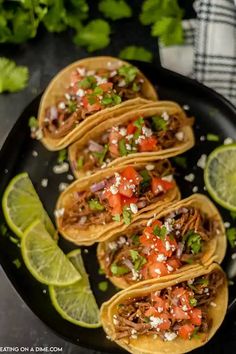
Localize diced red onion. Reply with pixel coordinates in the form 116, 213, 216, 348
90, 180, 106, 192
122, 259, 134, 271
137, 200, 147, 209
49, 106, 58, 121
176, 242, 184, 259
88, 140, 104, 152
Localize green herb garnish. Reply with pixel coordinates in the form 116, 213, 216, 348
88, 199, 104, 211
227, 227, 236, 248
119, 46, 153, 63
98, 281, 108, 292
77, 156, 84, 169
99, 0, 132, 21
133, 117, 145, 129
189, 297, 197, 307
93, 144, 108, 165
28, 116, 38, 129
130, 250, 139, 262
184, 230, 202, 254
123, 207, 132, 225
98, 268, 105, 275
118, 65, 138, 84
118, 138, 128, 156
112, 214, 121, 222
102, 96, 113, 105
153, 225, 167, 240
131, 234, 140, 246
67, 100, 77, 113
12, 258, 21, 269
57, 149, 67, 163
111, 263, 129, 275
0, 58, 29, 93
206, 133, 220, 142
152, 115, 167, 131
78, 76, 96, 89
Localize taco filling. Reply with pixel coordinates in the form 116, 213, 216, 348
113, 269, 225, 341
101, 206, 219, 284
60, 161, 175, 229
42, 65, 146, 139
73, 113, 189, 173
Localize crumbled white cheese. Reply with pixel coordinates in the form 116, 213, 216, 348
175, 131, 184, 141
167, 264, 174, 272
162, 174, 173, 182
183, 104, 190, 110
164, 332, 177, 341
110, 70, 117, 77
197, 154, 207, 169
54, 208, 65, 218
161, 111, 169, 121
53, 162, 69, 174
224, 137, 233, 145
110, 185, 118, 195
156, 254, 167, 262
154, 268, 161, 275
58, 182, 69, 192
118, 79, 126, 87
76, 89, 85, 97
150, 316, 164, 328
32, 150, 38, 157
200, 135, 205, 141
108, 242, 118, 251
65, 93, 71, 100
157, 307, 163, 313
126, 143, 132, 151
67, 174, 74, 181
77, 67, 85, 76
119, 127, 127, 136
182, 305, 188, 312
35, 128, 43, 140
130, 203, 138, 214
165, 241, 171, 251
87, 70, 95, 76
192, 186, 198, 193
58, 101, 66, 109
142, 126, 152, 137
184, 173, 195, 182
41, 178, 48, 188
111, 139, 117, 144
145, 164, 155, 171
224, 221, 231, 228
147, 219, 153, 227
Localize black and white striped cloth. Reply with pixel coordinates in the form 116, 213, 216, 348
160, 0, 236, 106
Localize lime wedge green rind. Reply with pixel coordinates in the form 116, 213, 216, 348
21, 220, 81, 286
49, 249, 101, 328
2, 173, 55, 238
204, 144, 236, 211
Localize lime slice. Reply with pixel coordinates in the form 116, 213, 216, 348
2, 173, 55, 238
49, 249, 101, 328
204, 144, 236, 211
21, 220, 81, 286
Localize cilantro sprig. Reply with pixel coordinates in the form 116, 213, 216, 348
0, 58, 29, 93
99, 0, 132, 21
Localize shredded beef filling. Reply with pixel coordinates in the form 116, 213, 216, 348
113, 270, 225, 340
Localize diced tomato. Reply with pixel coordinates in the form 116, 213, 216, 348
139, 233, 155, 247
145, 306, 159, 317
151, 178, 174, 195
140, 264, 149, 280
82, 96, 101, 112
189, 308, 202, 326
178, 324, 195, 340
139, 136, 158, 152
148, 262, 169, 278
154, 238, 172, 257
158, 313, 171, 330
120, 166, 142, 185
172, 287, 186, 299
120, 196, 138, 207
109, 131, 121, 157
179, 293, 191, 311
127, 122, 136, 135
118, 178, 134, 198
172, 306, 190, 320
151, 294, 167, 310
106, 193, 122, 215
152, 220, 162, 228
99, 82, 113, 92
167, 258, 181, 271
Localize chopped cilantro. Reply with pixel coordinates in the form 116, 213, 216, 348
130, 250, 139, 262
92, 144, 108, 165
118, 65, 138, 84
98, 281, 108, 292
131, 234, 140, 246
184, 258, 194, 264
78, 76, 96, 89
118, 138, 128, 156
57, 149, 67, 163
112, 214, 121, 222
196, 278, 209, 287
139, 169, 151, 191
77, 156, 84, 169
0, 57, 29, 93
94, 86, 103, 95
151, 16, 184, 46
184, 230, 202, 254
88, 199, 104, 211
112, 94, 122, 105
132, 82, 141, 92
67, 100, 77, 113
206, 133, 220, 142
191, 326, 200, 339
189, 297, 197, 307
119, 46, 153, 63
73, 19, 111, 52
227, 227, 236, 248
133, 117, 144, 129
102, 96, 113, 105
134, 254, 147, 271
111, 263, 129, 275
151, 116, 167, 131
123, 207, 132, 225
153, 225, 167, 240
12, 258, 21, 269
99, 0, 132, 21
28, 116, 38, 129
173, 156, 187, 169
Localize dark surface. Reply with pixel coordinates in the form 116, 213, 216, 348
1, 59, 236, 353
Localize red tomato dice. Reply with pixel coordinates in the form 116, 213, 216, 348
189, 308, 202, 326
118, 178, 134, 197
139, 136, 158, 152
167, 258, 181, 271
158, 313, 171, 330
82, 96, 101, 112
120, 196, 138, 206
148, 262, 169, 278
99, 82, 113, 92
178, 324, 195, 340
172, 306, 190, 320
109, 130, 121, 157
145, 306, 159, 317
127, 122, 136, 135
120, 166, 142, 185
151, 178, 174, 195
106, 193, 122, 215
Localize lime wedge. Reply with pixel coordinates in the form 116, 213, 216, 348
21, 220, 81, 286
2, 173, 55, 238
204, 144, 236, 211
49, 249, 101, 328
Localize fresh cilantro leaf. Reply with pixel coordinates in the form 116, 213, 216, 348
123, 207, 131, 225
28, 116, 38, 129
111, 263, 129, 275
67, 100, 77, 113
140, 0, 183, 25
98, 281, 108, 291
77, 156, 84, 169
130, 250, 139, 262
227, 227, 236, 248
189, 297, 197, 307
139, 169, 151, 191
173, 156, 187, 169
131, 234, 140, 246
99, 0, 132, 21
57, 149, 67, 163
43, 0, 67, 33
152, 115, 167, 131
112, 214, 121, 222
133, 117, 144, 129
73, 19, 111, 52
93, 144, 108, 165
12, 258, 21, 269
184, 231, 202, 254
153, 225, 166, 240
206, 133, 220, 142
119, 46, 153, 63
151, 17, 184, 46
134, 254, 147, 271
118, 65, 139, 84
118, 138, 128, 156
88, 199, 104, 211
196, 278, 209, 287
0, 58, 29, 93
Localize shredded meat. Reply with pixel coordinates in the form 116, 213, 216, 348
113, 270, 225, 340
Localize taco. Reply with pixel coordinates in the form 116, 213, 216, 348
97, 194, 226, 289
37, 56, 158, 151
100, 263, 228, 354
55, 160, 180, 245
68, 101, 194, 178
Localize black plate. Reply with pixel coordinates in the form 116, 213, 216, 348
0, 62, 236, 354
